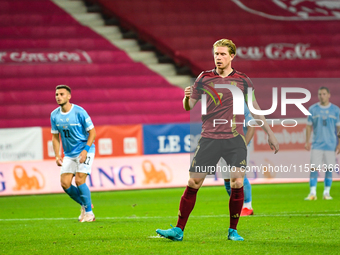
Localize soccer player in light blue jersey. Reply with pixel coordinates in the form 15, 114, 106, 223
221, 102, 255, 216
51, 85, 96, 222
305, 87, 340, 200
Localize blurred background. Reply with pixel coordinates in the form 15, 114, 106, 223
1, 0, 340, 196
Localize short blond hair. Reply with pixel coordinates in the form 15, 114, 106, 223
213, 39, 236, 56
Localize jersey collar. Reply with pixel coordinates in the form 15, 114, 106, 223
60, 104, 74, 115
318, 102, 332, 109
213, 67, 235, 77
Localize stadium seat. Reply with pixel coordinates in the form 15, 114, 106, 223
0, 0, 189, 128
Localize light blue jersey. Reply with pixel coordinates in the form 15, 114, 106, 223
50, 104, 95, 157
307, 103, 340, 151
243, 103, 254, 145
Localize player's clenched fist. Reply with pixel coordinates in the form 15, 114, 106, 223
184, 86, 191, 99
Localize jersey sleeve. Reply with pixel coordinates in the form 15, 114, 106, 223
50, 113, 59, 134
79, 109, 94, 131
336, 107, 340, 127
243, 76, 255, 103
307, 106, 313, 125
191, 72, 204, 100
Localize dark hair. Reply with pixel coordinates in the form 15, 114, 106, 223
318, 86, 330, 94
56, 85, 71, 94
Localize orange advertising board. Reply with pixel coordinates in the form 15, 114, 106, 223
42, 127, 63, 160
94, 125, 143, 157
42, 125, 143, 160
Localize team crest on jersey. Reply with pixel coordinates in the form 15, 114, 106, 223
230, 81, 237, 86
66, 118, 69, 122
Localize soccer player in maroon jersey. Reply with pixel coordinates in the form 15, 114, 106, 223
156, 39, 279, 241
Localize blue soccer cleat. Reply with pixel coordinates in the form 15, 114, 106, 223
228, 228, 244, 241
156, 225, 183, 241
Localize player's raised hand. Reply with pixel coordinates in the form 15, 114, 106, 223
56, 157, 63, 166
268, 134, 279, 154
184, 86, 191, 99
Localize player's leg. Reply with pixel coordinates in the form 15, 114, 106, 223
156, 174, 206, 241
323, 170, 332, 199
176, 174, 206, 229
223, 136, 247, 241
224, 179, 231, 196
305, 150, 322, 200
76, 153, 95, 222
229, 170, 245, 241
323, 151, 335, 200
61, 173, 83, 205
241, 146, 253, 216
241, 175, 254, 216
219, 157, 231, 195
60, 157, 83, 206
156, 138, 219, 241
222, 157, 253, 216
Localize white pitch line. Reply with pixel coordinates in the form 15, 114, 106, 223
1, 213, 340, 221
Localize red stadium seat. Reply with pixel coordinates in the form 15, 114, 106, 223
0, 0, 189, 128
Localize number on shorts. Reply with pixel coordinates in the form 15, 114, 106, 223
84, 157, 90, 165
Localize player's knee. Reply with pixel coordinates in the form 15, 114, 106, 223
60, 180, 70, 190
75, 173, 87, 186
230, 178, 243, 189
75, 178, 85, 187
188, 178, 202, 189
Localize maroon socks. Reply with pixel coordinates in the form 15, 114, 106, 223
229, 186, 244, 230
176, 186, 198, 230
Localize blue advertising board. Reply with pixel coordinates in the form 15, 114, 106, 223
143, 123, 201, 155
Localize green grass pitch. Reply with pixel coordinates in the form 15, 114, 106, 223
1, 182, 340, 254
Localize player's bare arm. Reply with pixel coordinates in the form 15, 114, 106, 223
250, 99, 279, 154
52, 133, 63, 166
78, 127, 96, 163
336, 126, 340, 154
245, 126, 255, 145
305, 125, 312, 151
183, 86, 198, 111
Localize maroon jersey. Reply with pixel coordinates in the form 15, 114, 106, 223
191, 68, 254, 139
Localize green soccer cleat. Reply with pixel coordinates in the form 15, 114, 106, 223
156, 225, 183, 241
228, 228, 244, 241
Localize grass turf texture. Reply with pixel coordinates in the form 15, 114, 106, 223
1, 182, 340, 255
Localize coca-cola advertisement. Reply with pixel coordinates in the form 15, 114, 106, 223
0, 50, 92, 64
236, 43, 320, 60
